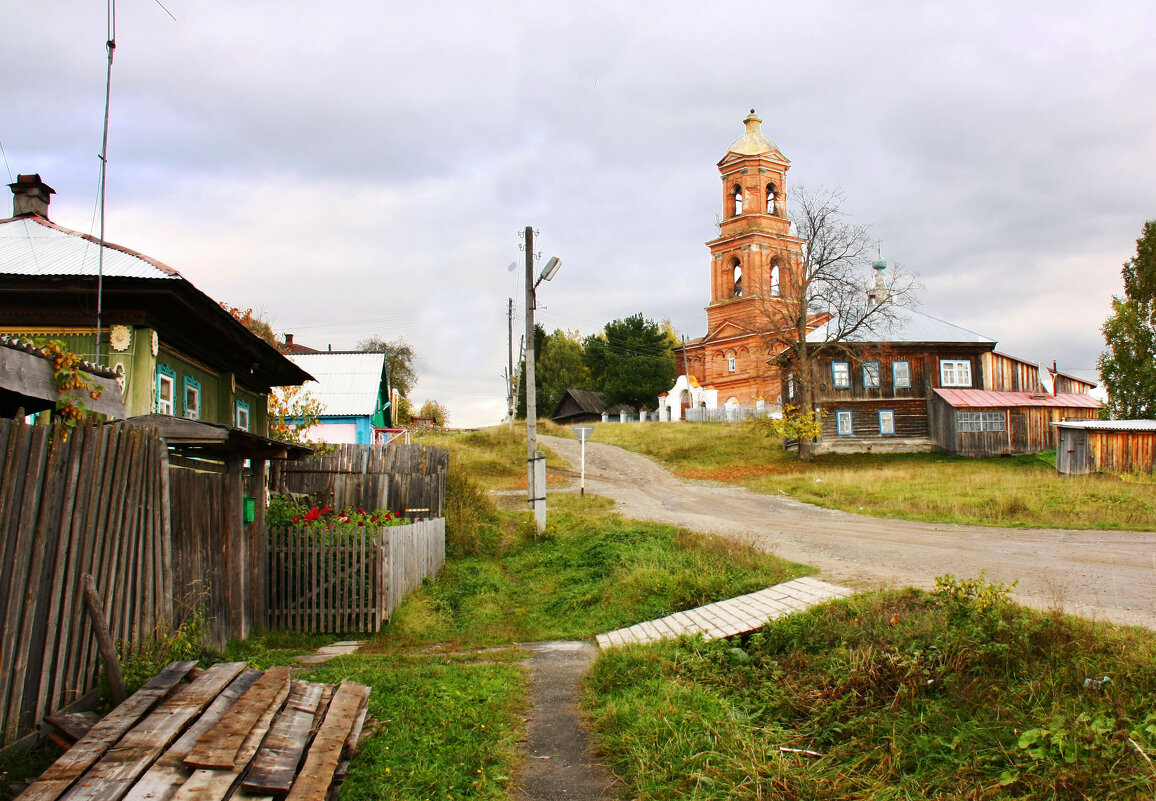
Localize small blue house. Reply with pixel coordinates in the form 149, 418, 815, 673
287, 351, 392, 444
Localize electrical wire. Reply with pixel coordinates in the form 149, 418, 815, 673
0, 136, 12, 183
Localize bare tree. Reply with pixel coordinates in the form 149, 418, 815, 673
355, 336, 418, 398
756, 185, 919, 461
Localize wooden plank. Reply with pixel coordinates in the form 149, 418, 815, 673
241, 681, 327, 795
172, 670, 288, 801
56, 661, 247, 801
122, 669, 261, 801
284, 682, 370, 801
19, 661, 198, 801
184, 666, 291, 770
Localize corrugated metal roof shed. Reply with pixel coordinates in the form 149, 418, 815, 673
934, 388, 1103, 409
0, 216, 180, 280
1052, 419, 1156, 431
807, 307, 996, 345
288, 352, 386, 417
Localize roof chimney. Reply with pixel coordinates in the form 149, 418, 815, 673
284, 333, 294, 346
9, 174, 55, 219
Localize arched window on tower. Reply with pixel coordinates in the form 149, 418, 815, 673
731, 258, 742, 297
770, 258, 781, 297
731, 185, 743, 216
766, 183, 777, 214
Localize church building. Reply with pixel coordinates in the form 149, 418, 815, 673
671, 110, 806, 417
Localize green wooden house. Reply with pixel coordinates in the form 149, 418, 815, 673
0, 175, 311, 433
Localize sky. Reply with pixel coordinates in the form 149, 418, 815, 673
5, 2, 1156, 427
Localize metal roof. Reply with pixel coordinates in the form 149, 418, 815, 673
1051, 418, 1156, 431
288, 352, 386, 417
0, 215, 181, 280
933, 388, 1103, 409
808, 307, 996, 345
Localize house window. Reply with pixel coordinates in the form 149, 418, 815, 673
235, 400, 250, 431
836, 410, 853, 436
941, 359, 972, 387
956, 410, 1006, 432
863, 361, 881, 389
183, 377, 201, 420
893, 360, 911, 389
728, 356, 737, 372
156, 365, 176, 415
732, 184, 743, 216
832, 361, 851, 389
879, 409, 895, 435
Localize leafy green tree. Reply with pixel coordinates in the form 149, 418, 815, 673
1099, 220, 1156, 418
537, 329, 589, 416
516, 324, 549, 419
584, 314, 676, 410
417, 399, 448, 427
355, 336, 418, 398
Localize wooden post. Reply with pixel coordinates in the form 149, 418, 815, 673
224, 453, 245, 642
82, 574, 126, 706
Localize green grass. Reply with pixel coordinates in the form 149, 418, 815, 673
596, 422, 1156, 531
414, 424, 571, 492
584, 578, 1156, 800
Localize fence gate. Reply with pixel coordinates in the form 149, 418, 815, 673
266, 518, 445, 634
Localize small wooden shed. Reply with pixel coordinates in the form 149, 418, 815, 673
1053, 419, 1156, 477
551, 388, 607, 424
928, 389, 1101, 456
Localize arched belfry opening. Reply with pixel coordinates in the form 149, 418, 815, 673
731, 258, 742, 297
770, 258, 781, 296
766, 182, 777, 214
731, 184, 743, 216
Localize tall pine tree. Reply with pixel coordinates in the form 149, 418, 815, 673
1098, 220, 1156, 418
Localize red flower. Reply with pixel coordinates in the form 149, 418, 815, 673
292, 516, 300, 523
304, 507, 320, 521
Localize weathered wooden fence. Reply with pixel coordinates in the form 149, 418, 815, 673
266, 518, 445, 633
0, 419, 170, 748
274, 443, 449, 519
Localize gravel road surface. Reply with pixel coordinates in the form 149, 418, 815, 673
541, 435, 1156, 630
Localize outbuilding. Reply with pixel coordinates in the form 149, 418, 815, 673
928, 389, 1101, 457
1053, 419, 1156, 477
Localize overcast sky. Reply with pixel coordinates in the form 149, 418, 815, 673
6, 2, 1155, 426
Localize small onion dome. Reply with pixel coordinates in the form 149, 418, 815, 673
872, 256, 888, 272
725, 109, 780, 157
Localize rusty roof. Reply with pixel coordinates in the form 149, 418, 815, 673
933, 388, 1102, 409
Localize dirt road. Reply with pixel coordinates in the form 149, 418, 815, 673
541, 435, 1156, 630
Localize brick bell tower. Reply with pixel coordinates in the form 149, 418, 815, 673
674, 110, 804, 409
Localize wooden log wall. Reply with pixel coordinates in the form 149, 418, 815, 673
266, 518, 445, 634
276, 443, 449, 519
0, 419, 170, 749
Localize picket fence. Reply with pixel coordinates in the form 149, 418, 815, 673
266, 518, 445, 634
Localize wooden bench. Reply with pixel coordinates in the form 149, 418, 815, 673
18, 661, 370, 801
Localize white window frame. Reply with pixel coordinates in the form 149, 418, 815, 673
183, 377, 201, 420
836, 409, 853, 436
956, 410, 1006, 432
893, 360, 911, 389
156, 366, 176, 416
787, 373, 795, 400
878, 409, 895, 435
863, 361, 881, 389
941, 359, 972, 387
235, 400, 250, 431
728, 356, 736, 372
832, 361, 851, 389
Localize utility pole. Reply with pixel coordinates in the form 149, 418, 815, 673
508, 297, 515, 432
524, 226, 545, 531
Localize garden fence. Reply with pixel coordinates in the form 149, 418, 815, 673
265, 517, 445, 633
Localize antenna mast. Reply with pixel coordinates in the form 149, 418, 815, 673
95, 0, 117, 362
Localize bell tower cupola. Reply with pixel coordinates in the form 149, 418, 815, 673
705, 110, 802, 323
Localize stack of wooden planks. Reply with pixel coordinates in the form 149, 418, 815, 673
17, 661, 371, 801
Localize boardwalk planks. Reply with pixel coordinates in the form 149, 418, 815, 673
183, 667, 291, 771
241, 680, 327, 796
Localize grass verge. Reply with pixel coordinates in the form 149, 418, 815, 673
593, 422, 1156, 530
584, 577, 1156, 799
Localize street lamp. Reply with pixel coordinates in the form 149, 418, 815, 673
524, 226, 562, 533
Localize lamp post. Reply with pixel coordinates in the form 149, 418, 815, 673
524, 225, 562, 533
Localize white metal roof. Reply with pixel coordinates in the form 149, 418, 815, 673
288, 352, 386, 417
1051, 419, 1156, 431
807, 306, 996, 345
0, 215, 180, 280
